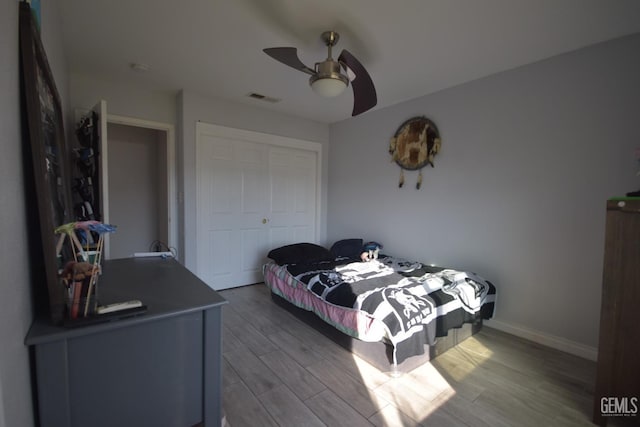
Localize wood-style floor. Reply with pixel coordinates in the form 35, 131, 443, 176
219, 284, 598, 427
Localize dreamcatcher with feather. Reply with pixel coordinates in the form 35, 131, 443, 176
389, 116, 441, 189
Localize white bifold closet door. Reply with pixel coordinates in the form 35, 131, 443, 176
196, 122, 320, 290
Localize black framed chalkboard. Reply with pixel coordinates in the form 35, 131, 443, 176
19, 2, 73, 324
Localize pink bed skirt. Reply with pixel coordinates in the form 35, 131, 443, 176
263, 262, 388, 342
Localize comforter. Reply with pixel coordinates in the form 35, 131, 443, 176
263, 255, 496, 364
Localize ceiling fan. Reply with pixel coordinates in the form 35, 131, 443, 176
264, 31, 377, 116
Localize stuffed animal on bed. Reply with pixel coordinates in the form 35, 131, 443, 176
360, 241, 383, 262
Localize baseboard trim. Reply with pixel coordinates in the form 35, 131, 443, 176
484, 319, 598, 361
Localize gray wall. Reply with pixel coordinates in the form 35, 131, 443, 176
69, 73, 176, 125
0, 2, 69, 426
328, 34, 640, 349
178, 90, 330, 270
107, 123, 163, 258
67, 79, 330, 269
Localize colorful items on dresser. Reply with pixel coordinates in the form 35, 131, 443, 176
54, 221, 116, 319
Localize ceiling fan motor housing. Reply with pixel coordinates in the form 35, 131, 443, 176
309, 60, 349, 97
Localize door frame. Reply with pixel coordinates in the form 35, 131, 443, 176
107, 114, 178, 256
194, 122, 323, 281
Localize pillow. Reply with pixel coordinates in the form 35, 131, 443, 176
330, 238, 363, 260
267, 243, 333, 266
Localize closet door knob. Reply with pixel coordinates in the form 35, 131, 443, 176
262, 218, 269, 224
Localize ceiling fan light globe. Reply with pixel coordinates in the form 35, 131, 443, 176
310, 76, 348, 97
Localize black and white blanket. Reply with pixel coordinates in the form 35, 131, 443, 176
287, 256, 496, 364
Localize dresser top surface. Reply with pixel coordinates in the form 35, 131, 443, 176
25, 258, 227, 344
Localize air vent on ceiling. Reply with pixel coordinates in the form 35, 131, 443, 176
247, 92, 281, 103
130, 62, 150, 72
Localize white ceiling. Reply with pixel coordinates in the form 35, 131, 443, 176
58, 0, 640, 124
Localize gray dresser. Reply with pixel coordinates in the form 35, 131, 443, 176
25, 257, 227, 427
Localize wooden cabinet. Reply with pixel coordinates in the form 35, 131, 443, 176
593, 199, 640, 425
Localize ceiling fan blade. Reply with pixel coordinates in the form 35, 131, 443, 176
338, 49, 377, 116
263, 47, 315, 75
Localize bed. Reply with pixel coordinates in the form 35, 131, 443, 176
262, 240, 497, 373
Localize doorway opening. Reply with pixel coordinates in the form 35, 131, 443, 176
106, 115, 177, 259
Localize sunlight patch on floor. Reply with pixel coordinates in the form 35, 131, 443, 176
439, 337, 494, 382
372, 380, 457, 424
345, 335, 499, 424
349, 353, 395, 388
370, 404, 425, 426
350, 352, 462, 424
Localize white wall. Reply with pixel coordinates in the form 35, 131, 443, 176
0, 2, 70, 426
178, 90, 330, 270
328, 34, 640, 351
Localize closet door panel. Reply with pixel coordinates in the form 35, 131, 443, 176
197, 136, 237, 288
236, 143, 269, 285
268, 148, 317, 245
196, 123, 320, 290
